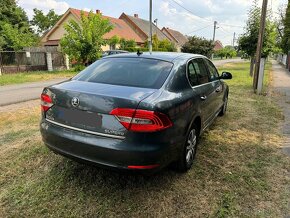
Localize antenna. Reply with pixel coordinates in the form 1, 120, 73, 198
137, 50, 143, 56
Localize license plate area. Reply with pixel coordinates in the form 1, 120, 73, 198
49, 106, 102, 129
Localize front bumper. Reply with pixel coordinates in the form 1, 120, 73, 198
40, 120, 175, 171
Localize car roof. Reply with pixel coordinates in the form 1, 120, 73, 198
102, 52, 206, 63
104, 50, 129, 53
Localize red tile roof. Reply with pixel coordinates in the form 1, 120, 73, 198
214, 40, 223, 51
70, 9, 143, 43
161, 27, 188, 46
120, 13, 169, 41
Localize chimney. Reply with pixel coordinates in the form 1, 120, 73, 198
96, 9, 101, 14
134, 14, 138, 18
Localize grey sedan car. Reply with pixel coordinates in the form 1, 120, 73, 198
40, 52, 232, 173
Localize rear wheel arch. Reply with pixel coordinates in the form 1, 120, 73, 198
186, 115, 201, 138
193, 116, 201, 137
175, 115, 201, 172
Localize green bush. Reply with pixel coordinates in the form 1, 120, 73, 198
123, 47, 170, 52
73, 64, 86, 72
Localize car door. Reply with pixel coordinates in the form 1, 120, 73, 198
188, 58, 216, 128
203, 58, 224, 113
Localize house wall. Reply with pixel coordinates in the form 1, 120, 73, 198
48, 13, 78, 41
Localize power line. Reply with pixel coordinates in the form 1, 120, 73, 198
219, 23, 244, 28
185, 24, 212, 34
168, 0, 212, 23
219, 26, 231, 34
167, 0, 244, 28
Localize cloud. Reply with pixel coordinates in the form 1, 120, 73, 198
157, 0, 251, 45
18, 0, 70, 19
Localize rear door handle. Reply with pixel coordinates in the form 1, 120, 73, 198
200, 95, 207, 100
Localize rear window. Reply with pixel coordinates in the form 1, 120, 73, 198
73, 58, 173, 89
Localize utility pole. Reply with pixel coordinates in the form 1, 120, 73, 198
212, 21, 218, 59
253, 0, 268, 91
212, 21, 218, 43
149, 0, 153, 53
233, 32, 236, 47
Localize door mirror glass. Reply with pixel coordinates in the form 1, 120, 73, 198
220, 71, 232, 80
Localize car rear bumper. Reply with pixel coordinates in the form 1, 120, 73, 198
40, 120, 176, 171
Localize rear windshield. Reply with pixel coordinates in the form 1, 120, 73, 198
73, 58, 173, 89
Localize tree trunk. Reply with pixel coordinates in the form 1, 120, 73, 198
250, 57, 255, 77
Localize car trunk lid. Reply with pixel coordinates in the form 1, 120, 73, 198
45, 80, 156, 138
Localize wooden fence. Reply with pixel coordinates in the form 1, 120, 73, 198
0, 51, 66, 74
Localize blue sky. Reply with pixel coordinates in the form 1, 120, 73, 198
18, 0, 287, 46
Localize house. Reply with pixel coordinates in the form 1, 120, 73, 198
161, 27, 188, 52
40, 8, 144, 50
214, 40, 224, 51
119, 13, 169, 42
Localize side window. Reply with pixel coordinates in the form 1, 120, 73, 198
192, 59, 209, 85
187, 62, 198, 86
204, 59, 219, 81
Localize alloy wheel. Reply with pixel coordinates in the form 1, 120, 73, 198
186, 129, 197, 165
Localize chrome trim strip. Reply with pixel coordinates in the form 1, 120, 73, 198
45, 119, 125, 140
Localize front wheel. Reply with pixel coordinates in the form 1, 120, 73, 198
175, 125, 198, 172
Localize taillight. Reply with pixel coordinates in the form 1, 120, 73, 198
41, 93, 53, 112
110, 108, 172, 132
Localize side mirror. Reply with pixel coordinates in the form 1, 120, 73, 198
220, 71, 232, 80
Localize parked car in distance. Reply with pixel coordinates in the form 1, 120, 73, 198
40, 52, 232, 173
101, 50, 129, 57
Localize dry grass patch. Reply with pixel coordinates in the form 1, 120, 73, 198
0, 61, 290, 217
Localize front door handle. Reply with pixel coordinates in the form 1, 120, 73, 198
216, 87, 221, 92
200, 95, 207, 100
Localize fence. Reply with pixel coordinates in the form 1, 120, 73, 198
277, 54, 287, 66
0, 51, 68, 74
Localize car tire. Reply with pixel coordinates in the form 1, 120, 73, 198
175, 124, 199, 173
219, 93, 228, 116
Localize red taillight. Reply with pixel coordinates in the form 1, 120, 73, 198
41, 93, 53, 112
110, 108, 172, 132
128, 164, 160, 169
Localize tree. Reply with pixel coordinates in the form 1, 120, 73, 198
215, 46, 237, 59
276, 3, 287, 44
215, 49, 226, 59
0, 0, 37, 50
144, 34, 177, 52
158, 38, 177, 52
282, 2, 290, 54
119, 38, 137, 49
31, 9, 61, 34
108, 35, 120, 49
1, 23, 36, 51
60, 11, 113, 64
239, 0, 278, 76
181, 36, 214, 57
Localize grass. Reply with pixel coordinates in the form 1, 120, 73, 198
0, 61, 290, 217
0, 70, 77, 86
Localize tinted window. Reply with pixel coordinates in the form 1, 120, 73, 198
188, 62, 198, 86
192, 58, 209, 85
204, 59, 219, 81
74, 58, 173, 89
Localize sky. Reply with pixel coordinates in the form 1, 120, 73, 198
18, 0, 288, 46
